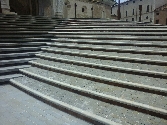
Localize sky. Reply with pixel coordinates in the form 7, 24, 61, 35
120, 0, 126, 3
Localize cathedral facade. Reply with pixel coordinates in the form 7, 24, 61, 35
0, 0, 116, 18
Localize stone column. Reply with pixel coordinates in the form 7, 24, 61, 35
0, 0, 2, 13
53, 0, 64, 18
1, 0, 16, 14
1, 0, 10, 14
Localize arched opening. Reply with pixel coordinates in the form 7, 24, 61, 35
9, 0, 39, 15
82, 6, 87, 13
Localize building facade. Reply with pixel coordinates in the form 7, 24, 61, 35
0, 0, 116, 18
111, 0, 167, 24
154, 3, 167, 25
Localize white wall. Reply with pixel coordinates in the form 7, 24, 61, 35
112, 0, 167, 23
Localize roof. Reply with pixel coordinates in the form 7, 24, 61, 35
155, 3, 167, 11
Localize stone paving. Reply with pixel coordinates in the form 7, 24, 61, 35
0, 84, 91, 125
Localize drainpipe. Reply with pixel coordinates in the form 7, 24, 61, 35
75, 3, 77, 18
29, 0, 32, 15
0, 0, 2, 13
118, 0, 120, 20
152, 0, 155, 24
91, 6, 93, 18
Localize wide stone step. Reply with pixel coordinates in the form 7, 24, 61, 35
30, 59, 167, 94
35, 53, 167, 77
0, 38, 51, 42
42, 47, 167, 65
0, 21, 55, 23
0, 25, 56, 29
0, 47, 43, 53
49, 31, 167, 36
0, 31, 48, 34
48, 43, 167, 55
21, 66, 167, 109
64, 24, 165, 27
0, 51, 40, 59
0, 74, 23, 83
10, 75, 120, 125
0, 84, 91, 125
54, 28, 167, 32
55, 24, 166, 28
51, 38, 167, 47
54, 35, 167, 41
0, 65, 30, 74
49, 42, 167, 52
0, 42, 48, 47
0, 28, 55, 31
10, 74, 167, 125
0, 34, 53, 38
0, 58, 37, 66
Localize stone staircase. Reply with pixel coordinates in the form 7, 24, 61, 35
0, 14, 167, 124
0, 14, 67, 82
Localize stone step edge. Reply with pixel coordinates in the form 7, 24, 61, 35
29, 61, 167, 97
49, 43, 167, 55
0, 65, 30, 73
0, 46, 46, 52
0, 51, 41, 59
10, 79, 120, 125
36, 54, 167, 78
0, 74, 23, 83
0, 58, 38, 66
0, 42, 48, 46
54, 26, 167, 29
50, 32, 167, 37
51, 38, 167, 47
54, 29, 167, 32
42, 48, 167, 65
20, 68, 167, 117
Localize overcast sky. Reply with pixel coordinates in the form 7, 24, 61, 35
120, 0, 126, 3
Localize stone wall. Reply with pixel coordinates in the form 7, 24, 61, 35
64, 0, 111, 18
154, 4, 167, 25
2, 0, 112, 18
9, 0, 30, 15
38, 0, 52, 16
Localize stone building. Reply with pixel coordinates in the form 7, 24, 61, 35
111, 0, 167, 24
0, 0, 116, 18
154, 3, 167, 25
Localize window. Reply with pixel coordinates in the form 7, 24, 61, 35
156, 20, 159, 24
133, 1, 135, 3
82, 8, 84, 12
140, 0, 142, 1
111, 8, 112, 14
132, 18, 134, 21
139, 5, 142, 11
126, 11, 127, 17
156, 12, 159, 15
166, 18, 167, 25
139, 17, 141, 22
133, 9, 134, 15
82, 6, 87, 13
126, 19, 128, 21
146, 16, 148, 19
147, 5, 149, 12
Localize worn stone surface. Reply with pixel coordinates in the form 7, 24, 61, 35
1, 14, 167, 124
0, 84, 91, 125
